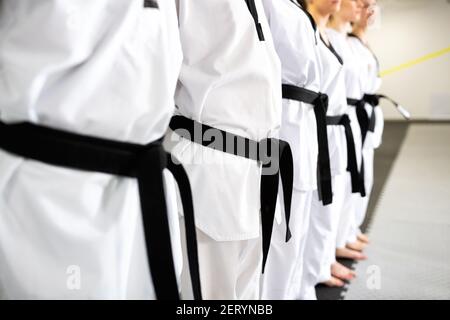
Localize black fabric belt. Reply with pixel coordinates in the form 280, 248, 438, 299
169, 115, 293, 273
245, 0, 265, 41
348, 94, 406, 197
347, 93, 408, 137
326, 114, 361, 194
282, 84, 333, 205
347, 97, 371, 141
0, 121, 202, 301
347, 97, 369, 197
347, 94, 399, 197
349, 94, 392, 193
364, 94, 411, 120
143, 0, 158, 9
361, 94, 379, 133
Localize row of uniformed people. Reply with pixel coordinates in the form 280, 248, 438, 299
261, 0, 384, 300
0, 0, 389, 300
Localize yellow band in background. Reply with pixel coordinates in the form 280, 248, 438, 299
380, 46, 450, 77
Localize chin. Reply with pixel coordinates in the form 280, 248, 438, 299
352, 14, 362, 22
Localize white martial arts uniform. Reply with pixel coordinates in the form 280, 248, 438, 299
299, 32, 349, 300
347, 34, 383, 240
260, 0, 321, 300
326, 28, 364, 248
0, 0, 183, 299
167, 0, 281, 300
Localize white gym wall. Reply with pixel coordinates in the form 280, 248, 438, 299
368, 0, 450, 120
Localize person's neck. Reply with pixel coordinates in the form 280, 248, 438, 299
309, 6, 330, 34
352, 26, 368, 43
328, 15, 350, 34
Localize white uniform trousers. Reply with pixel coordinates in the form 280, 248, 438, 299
179, 220, 262, 300
350, 148, 375, 239
298, 173, 346, 300
336, 173, 360, 248
260, 189, 313, 299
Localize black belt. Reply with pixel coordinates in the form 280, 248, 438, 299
360, 93, 408, 132
347, 97, 371, 142
282, 84, 333, 205
347, 97, 369, 197
350, 93, 409, 140
169, 115, 293, 273
0, 121, 202, 300
143, 0, 159, 9
347, 94, 407, 197
362, 94, 379, 133
326, 115, 361, 194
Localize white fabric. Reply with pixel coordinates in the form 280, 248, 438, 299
169, 0, 282, 241
326, 28, 365, 248
298, 32, 349, 299
348, 36, 384, 150
299, 173, 347, 300
260, 189, 314, 299
180, 224, 262, 300
262, 0, 320, 191
347, 35, 384, 239
357, 148, 375, 227
337, 174, 360, 247
259, 0, 319, 300
0, 0, 183, 299
317, 37, 348, 176
326, 28, 363, 169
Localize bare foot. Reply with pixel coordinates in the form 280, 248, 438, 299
357, 233, 370, 244
322, 276, 345, 287
336, 247, 367, 260
331, 262, 355, 281
346, 239, 367, 252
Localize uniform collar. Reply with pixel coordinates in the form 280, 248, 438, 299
320, 33, 344, 65
290, 0, 317, 32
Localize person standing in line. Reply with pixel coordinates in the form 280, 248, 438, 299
326, 0, 371, 259
299, 0, 363, 299
260, 0, 333, 300
0, 0, 202, 300
347, 0, 383, 245
167, 0, 293, 300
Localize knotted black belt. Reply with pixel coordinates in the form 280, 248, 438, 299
350, 94, 380, 137
169, 115, 293, 273
326, 114, 361, 194
347, 97, 369, 197
362, 94, 379, 133
348, 93, 408, 197
282, 84, 333, 205
350, 93, 409, 141
0, 121, 202, 300
347, 97, 370, 143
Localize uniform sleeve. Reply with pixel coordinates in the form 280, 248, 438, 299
159, 0, 182, 70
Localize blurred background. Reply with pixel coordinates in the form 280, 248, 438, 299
317, 0, 450, 300
369, 0, 450, 120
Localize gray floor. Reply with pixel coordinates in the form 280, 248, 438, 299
317, 122, 409, 300
344, 124, 450, 300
